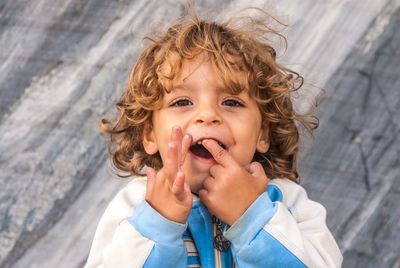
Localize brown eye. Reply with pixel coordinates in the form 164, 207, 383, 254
222, 99, 244, 107
170, 98, 192, 107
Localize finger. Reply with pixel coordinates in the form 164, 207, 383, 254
180, 134, 192, 166
244, 164, 252, 173
171, 171, 185, 199
209, 164, 224, 178
145, 166, 157, 197
202, 139, 234, 167
247, 162, 268, 180
202, 176, 215, 191
171, 126, 183, 166
164, 142, 179, 184
183, 181, 191, 195
198, 189, 213, 210
247, 161, 264, 175
198, 189, 209, 203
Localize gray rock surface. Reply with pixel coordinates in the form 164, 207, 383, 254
300, 4, 400, 267
0, 0, 399, 267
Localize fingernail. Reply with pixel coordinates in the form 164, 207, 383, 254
168, 142, 175, 150
184, 133, 192, 141
173, 126, 180, 133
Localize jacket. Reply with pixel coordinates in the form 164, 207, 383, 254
85, 177, 343, 267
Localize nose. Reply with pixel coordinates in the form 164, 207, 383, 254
194, 102, 222, 125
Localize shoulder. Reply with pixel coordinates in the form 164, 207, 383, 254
267, 178, 327, 221
119, 176, 147, 203
268, 178, 307, 204
84, 177, 149, 266
107, 177, 147, 213
99, 177, 148, 225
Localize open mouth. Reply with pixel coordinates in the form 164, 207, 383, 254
189, 139, 226, 160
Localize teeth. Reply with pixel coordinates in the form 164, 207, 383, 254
194, 139, 224, 148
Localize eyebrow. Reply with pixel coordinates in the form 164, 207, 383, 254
172, 84, 186, 91
172, 84, 227, 93
171, 83, 248, 97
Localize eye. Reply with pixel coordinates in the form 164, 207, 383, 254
222, 98, 245, 107
169, 98, 193, 107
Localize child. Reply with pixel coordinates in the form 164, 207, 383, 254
85, 9, 343, 268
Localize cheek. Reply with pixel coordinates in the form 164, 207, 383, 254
230, 139, 259, 165
232, 128, 262, 164
155, 142, 169, 164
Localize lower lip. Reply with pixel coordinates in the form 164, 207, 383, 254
189, 151, 216, 165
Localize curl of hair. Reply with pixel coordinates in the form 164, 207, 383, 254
99, 8, 319, 182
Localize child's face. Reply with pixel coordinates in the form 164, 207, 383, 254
143, 56, 269, 193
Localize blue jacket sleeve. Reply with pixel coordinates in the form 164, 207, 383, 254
128, 201, 187, 268
223, 181, 342, 268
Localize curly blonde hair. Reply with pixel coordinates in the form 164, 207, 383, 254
99, 9, 318, 182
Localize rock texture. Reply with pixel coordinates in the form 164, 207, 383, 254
0, 0, 399, 267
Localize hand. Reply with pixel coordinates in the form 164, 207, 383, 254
198, 139, 268, 225
145, 126, 193, 224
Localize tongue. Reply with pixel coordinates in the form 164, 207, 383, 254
190, 143, 213, 159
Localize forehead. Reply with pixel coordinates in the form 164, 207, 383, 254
176, 57, 219, 87
177, 55, 208, 81
172, 54, 249, 95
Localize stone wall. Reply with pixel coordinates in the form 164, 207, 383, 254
0, 0, 399, 267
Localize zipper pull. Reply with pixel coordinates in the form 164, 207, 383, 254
212, 215, 231, 251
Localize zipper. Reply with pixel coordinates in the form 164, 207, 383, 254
213, 222, 223, 268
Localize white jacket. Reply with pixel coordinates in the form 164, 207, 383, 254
85, 177, 343, 267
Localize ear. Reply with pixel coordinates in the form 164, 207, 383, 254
256, 126, 269, 153
143, 123, 158, 155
